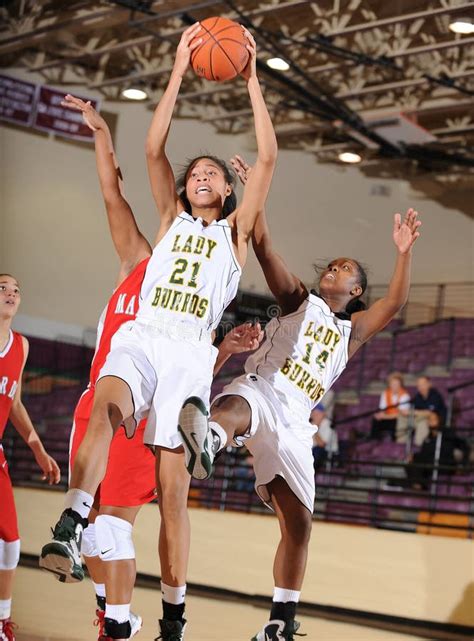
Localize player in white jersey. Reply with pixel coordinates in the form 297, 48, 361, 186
179, 156, 421, 641
40, 23, 277, 641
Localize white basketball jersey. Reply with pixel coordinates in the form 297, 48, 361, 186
246, 293, 352, 414
137, 212, 241, 331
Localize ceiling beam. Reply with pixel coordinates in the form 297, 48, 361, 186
338, 69, 474, 99
307, 35, 474, 75
0, 8, 126, 55
326, 3, 474, 36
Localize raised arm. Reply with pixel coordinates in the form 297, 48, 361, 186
145, 23, 202, 232
232, 155, 306, 315
9, 337, 61, 485
349, 209, 421, 357
62, 95, 151, 276
231, 29, 278, 265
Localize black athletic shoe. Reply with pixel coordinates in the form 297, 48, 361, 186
178, 396, 216, 480
103, 617, 132, 639
155, 618, 187, 640
251, 619, 305, 640
39, 508, 87, 583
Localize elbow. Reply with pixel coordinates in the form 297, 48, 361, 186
258, 146, 278, 167
145, 138, 164, 161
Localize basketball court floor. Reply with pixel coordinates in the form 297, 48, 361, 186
14, 566, 426, 640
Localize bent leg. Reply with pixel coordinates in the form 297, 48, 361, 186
70, 376, 134, 495
210, 394, 252, 446
98, 505, 141, 606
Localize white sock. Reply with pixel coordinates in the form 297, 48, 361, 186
161, 581, 186, 605
273, 587, 301, 603
105, 603, 130, 624
93, 582, 106, 598
0, 598, 11, 620
64, 488, 94, 520
209, 421, 227, 452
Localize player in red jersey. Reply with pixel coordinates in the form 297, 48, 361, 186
48, 95, 262, 641
0, 274, 61, 641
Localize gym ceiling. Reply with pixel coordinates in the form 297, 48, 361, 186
1, 0, 473, 215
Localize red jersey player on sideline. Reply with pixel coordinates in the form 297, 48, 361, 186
0, 274, 61, 641
55, 95, 263, 641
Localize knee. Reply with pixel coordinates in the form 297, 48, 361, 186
95, 515, 135, 562
212, 394, 248, 415
157, 484, 189, 522
0, 539, 20, 570
282, 511, 313, 547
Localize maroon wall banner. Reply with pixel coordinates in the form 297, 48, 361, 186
33, 86, 100, 141
0, 74, 100, 142
0, 74, 37, 126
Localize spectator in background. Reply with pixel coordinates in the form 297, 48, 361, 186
404, 411, 456, 490
311, 402, 338, 471
370, 372, 410, 441
413, 376, 447, 446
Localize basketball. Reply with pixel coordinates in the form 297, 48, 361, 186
190, 17, 250, 82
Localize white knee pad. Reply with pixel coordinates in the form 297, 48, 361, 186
82, 523, 99, 558
95, 515, 135, 562
0, 539, 20, 570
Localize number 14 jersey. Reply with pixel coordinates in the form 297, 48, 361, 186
137, 212, 241, 332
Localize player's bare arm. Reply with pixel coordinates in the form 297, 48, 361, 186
145, 23, 203, 235
214, 321, 263, 374
232, 155, 306, 315
8, 337, 60, 485
349, 209, 421, 358
62, 95, 151, 278
227, 30, 278, 268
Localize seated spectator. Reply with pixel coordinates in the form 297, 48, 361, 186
404, 411, 456, 490
370, 372, 410, 441
413, 376, 447, 446
311, 402, 338, 471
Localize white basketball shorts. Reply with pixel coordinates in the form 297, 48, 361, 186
98, 319, 218, 448
213, 373, 316, 513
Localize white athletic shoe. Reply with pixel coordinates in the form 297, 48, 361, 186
39, 509, 86, 583
130, 611, 142, 637
178, 396, 218, 480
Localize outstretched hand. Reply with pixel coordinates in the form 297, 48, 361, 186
240, 26, 257, 82
230, 154, 252, 186
35, 450, 61, 485
393, 208, 421, 254
173, 22, 202, 78
61, 94, 106, 132
221, 321, 263, 354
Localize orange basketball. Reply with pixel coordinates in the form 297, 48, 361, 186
190, 17, 250, 82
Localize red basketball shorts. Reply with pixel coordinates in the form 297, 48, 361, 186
0, 448, 20, 542
70, 388, 156, 507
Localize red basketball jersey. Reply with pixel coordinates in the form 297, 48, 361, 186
0, 331, 24, 439
88, 258, 149, 387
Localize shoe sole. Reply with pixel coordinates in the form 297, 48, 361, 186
39, 543, 84, 583
131, 613, 142, 637
178, 397, 213, 480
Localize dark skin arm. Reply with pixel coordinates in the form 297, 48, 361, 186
348, 209, 421, 358
231, 155, 305, 316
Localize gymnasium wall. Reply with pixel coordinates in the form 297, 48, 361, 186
15, 488, 474, 627
1, 69, 473, 337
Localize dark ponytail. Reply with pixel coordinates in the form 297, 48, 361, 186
345, 260, 368, 315
177, 154, 237, 218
